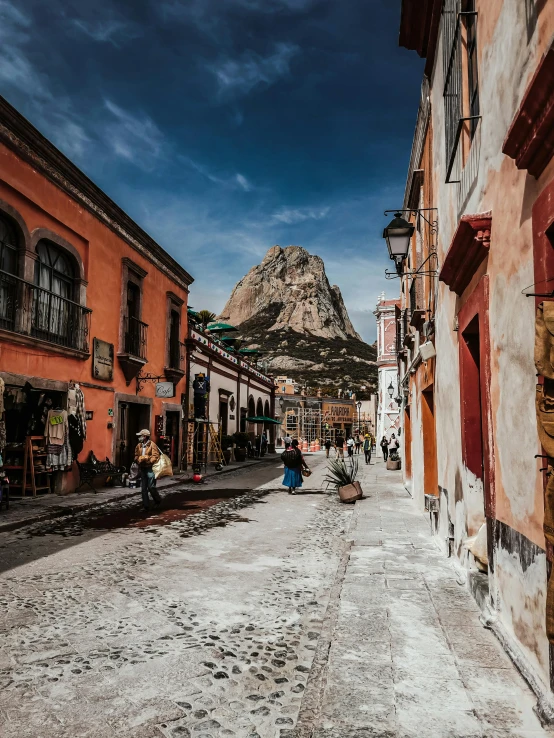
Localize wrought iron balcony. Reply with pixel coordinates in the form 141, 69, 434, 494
123, 316, 148, 360
0, 269, 92, 353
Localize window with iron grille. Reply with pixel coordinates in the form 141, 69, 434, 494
442, 0, 480, 183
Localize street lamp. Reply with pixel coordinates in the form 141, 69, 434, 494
387, 381, 394, 399
356, 400, 362, 433
383, 212, 414, 266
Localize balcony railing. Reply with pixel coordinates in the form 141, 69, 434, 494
124, 316, 148, 360
0, 269, 91, 352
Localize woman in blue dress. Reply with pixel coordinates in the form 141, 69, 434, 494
282, 439, 309, 495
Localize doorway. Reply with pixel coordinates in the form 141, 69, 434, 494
422, 387, 438, 496
460, 318, 485, 487
165, 410, 181, 467
116, 400, 151, 472
219, 399, 229, 437
404, 405, 412, 481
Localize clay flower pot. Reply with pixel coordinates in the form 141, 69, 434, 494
387, 459, 401, 470
339, 483, 363, 503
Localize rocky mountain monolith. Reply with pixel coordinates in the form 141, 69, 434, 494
219, 245, 377, 396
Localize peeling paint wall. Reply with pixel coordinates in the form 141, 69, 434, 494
401, 0, 554, 690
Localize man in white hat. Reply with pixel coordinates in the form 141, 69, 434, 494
134, 429, 161, 511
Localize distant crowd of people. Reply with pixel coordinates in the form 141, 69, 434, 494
280, 431, 400, 493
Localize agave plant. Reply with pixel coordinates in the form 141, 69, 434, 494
324, 456, 359, 489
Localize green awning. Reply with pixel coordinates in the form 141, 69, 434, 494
246, 416, 281, 424
221, 336, 239, 344
239, 348, 261, 355
187, 308, 200, 317
207, 322, 238, 333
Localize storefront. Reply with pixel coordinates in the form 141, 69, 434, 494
0, 372, 88, 495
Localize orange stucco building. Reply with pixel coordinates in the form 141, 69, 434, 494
0, 96, 193, 493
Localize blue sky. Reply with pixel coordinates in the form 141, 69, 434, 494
0, 0, 423, 342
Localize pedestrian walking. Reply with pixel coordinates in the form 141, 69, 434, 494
281, 439, 310, 495
284, 434, 292, 449
134, 429, 161, 511
355, 433, 362, 454
389, 433, 399, 454
335, 434, 345, 458
363, 434, 372, 465
346, 436, 355, 458
380, 435, 389, 462
324, 438, 333, 458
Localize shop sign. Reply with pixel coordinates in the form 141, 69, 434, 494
156, 382, 175, 398
322, 402, 354, 424
92, 338, 114, 381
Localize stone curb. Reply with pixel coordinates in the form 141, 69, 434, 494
0, 455, 279, 534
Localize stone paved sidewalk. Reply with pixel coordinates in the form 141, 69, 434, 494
288, 458, 552, 738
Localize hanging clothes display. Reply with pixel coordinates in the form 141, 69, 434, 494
75, 384, 86, 439
45, 408, 72, 470
68, 413, 84, 458
46, 409, 67, 445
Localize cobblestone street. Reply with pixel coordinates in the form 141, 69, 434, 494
1, 455, 552, 737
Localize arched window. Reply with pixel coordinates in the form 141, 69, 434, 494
33, 240, 77, 344
256, 398, 263, 417
248, 396, 255, 417
35, 240, 75, 299
0, 215, 18, 275
0, 214, 19, 330
264, 400, 270, 418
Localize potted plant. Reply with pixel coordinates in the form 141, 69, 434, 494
221, 435, 234, 465
324, 457, 363, 503
232, 432, 249, 462
387, 450, 401, 471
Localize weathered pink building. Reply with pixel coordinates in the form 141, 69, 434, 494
395, 0, 554, 714
374, 294, 400, 452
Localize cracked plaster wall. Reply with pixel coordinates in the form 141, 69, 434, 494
411, 0, 554, 687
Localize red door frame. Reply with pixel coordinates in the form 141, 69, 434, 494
458, 275, 495, 518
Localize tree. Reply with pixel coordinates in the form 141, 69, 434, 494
197, 310, 216, 330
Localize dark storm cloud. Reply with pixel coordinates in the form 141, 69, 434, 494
0, 0, 423, 341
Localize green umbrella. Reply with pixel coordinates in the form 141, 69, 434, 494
239, 348, 261, 355
207, 322, 238, 333
187, 308, 200, 318
221, 336, 239, 345
246, 416, 281, 424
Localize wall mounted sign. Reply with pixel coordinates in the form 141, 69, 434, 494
108, 408, 114, 416
230, 415, 235, 420
85, 411, 94, 421
156, 382, 175, 398
229, 396, 236, 412
92, 338, 114, 381
322, 402, 354, 424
